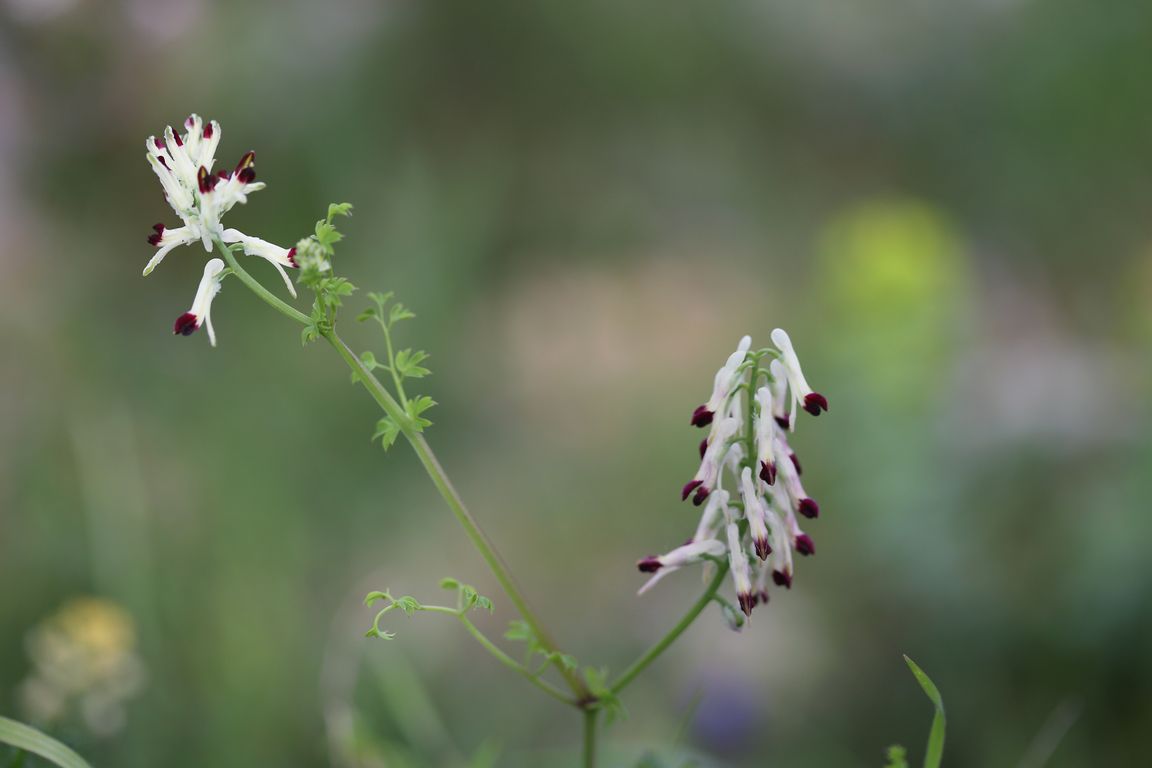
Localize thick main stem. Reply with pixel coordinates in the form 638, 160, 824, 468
583, 708, 599, 768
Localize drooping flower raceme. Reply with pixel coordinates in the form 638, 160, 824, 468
143, 114, 299, 344
637, 331, 828, 621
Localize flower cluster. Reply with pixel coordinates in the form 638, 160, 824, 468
144, 114, 298, 345
637, 329, 828, 620
17, 598, 146, 738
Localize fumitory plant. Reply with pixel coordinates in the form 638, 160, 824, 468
137, 113, 840, 767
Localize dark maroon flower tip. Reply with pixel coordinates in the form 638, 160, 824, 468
173, 312, 199, 336
754, 536, 772, 561
775, 415, 791, 430
158, 156, 170, 170
153, 137, 165, 151
799, 498, 819, 519
772, 570, 793, 589
691, 405, 714, 428
790, 452, 803, 475
738, 592, 755, 617
758, 589, 771, 605
286, 248, 298, 268
184, 115, 196, 129
235, 150, 255, 173
692, 485, 710, 506
197, 166, 218, 194
637, 556, 662, 573
147, 223, 165, 246
698, 438, 708, 459
795, 534, 815, 556
202, 123, 214, 139
681, 479, 704, 501
237, 167, 256, 184
759, 460, 777, 485
170, 127, 183, 146
803, 392, 828, 416
217, 169, 229, 179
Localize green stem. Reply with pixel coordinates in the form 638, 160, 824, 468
456, 615, 575, 705
378, 317, 409, 407
219, 246, 588, 700
323, 330, 589, 700
213, 239, 311, 325
610, 564, 729, 695
583, 708, 599, 768
397, 605, 575, 705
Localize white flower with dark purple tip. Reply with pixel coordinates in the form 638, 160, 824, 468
770, 328, 828, 421
221, 229, 298, 298
739, 467, 772, 561
754, 386, 777, 484
768, 359, 792, 430
636, 538, 726, 595
681, 417, 738, 505
690, 336, 751, 427
726, 522, 755, 616
775, 437, 819, 519
173, 258, 226, 346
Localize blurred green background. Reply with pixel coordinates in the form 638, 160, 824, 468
3, 0, 1152, 766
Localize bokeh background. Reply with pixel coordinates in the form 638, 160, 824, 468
3, 0, 1152, 766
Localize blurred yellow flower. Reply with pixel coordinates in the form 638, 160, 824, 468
17, 597, 146, 738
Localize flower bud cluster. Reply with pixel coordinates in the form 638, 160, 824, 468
637, 330, 828, 620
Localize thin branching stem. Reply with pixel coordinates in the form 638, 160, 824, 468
609, 564, 729, 696
219, 243, 589, 701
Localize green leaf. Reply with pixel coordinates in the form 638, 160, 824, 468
327, 202, 354, 222
439, 577, 461, 591
474, 595, 494, 613
394, 349, 431, 379
583, 667, 627, 724
405, 396, 436, 430
389, 303, 416, 325
364, 590, 390, 606
504, 620, 532, 643
903, 656, 945, 768
368, 291, 394, 308
394, 596, 422, 616
373, 416, 402, 450
883, 745, 909, 768
0, 717, 92, 768
301, 323, 321, 345
356, 307, 378, 322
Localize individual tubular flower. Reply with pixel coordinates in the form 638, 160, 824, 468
681, 417, 739, 506
173, 258, 226, 347
770, 328, 828, 423
221, 229, 298, 298
636, 538, 726, 596
775, 436, 819, 519
726, 521, 755, 616
740, 466, 772, 560
754, 386, 777, 484
690, 336, 751, 427
637, 331, 828, 625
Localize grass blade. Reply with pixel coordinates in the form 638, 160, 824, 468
903, 656, 945, 768
0, 717, 91, 768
